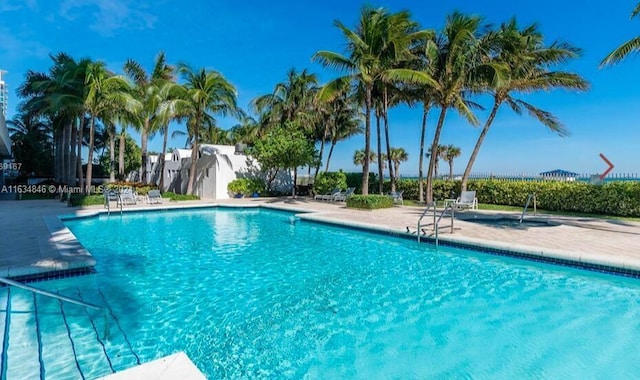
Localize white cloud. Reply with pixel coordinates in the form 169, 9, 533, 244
59, 0, 157, 36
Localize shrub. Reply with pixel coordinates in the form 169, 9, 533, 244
346, 194, 395, 210
163, 192, 200, 201
314, 171, 348, 195
344, 172, 377, 194
69, 194, 104, 206
247, 178, 266, 195
227, 178, 250, 196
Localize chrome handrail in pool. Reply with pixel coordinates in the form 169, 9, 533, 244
0, 276, 109, 339
520, 193, 537, 223
417, 201, 437, 244
434, 204, 454, 247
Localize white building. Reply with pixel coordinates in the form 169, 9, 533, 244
145, 144, 292, 200
0, 70, 11, 186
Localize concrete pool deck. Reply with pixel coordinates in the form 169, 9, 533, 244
1, 197, 640, 278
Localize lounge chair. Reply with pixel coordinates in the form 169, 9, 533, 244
118, 188, 137, 206
452, 190, 478, 210
104, 189, 119, 208
148, 189, 163, 204
333, 187, 355, 202
389, 190, 404, 205
314, 188, 341, 201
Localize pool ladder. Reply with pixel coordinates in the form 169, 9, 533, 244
104, 191, 123, 216
520, 193, 537, 223
0, 276, 109, 339
416, 201, 454, 247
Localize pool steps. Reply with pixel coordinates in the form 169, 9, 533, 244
0, 283, 141, 379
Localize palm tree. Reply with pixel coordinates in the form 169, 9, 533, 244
427, 144, 446, 179
320, 92, 363, 173
460, 20, 589, 192
84, 61, 138, 193
124, 51, 174, 183
424, 12, 485, 203
388, 147, 408, 182
441, 145, 461, 180
601, 3, 640, 66
314, 7, 434, 195
353, 149, 376, 171
174, 64, 240, 195
7, 113, 53, 176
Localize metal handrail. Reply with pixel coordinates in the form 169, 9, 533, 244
520, 193, 537, 223
434, 205, 454, 247
0, 276, 109, 339
417, 201, 437, 243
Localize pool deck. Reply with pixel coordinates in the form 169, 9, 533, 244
1, 197, 640, 279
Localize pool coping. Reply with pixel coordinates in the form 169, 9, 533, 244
9, 201, 640, 281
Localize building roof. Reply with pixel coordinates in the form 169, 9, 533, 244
540, 169, 579, 177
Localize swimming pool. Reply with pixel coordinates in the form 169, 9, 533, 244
9, 207, 640, 378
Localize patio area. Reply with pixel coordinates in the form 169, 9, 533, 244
1, 197, 639, 278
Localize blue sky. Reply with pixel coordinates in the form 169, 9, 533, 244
1, 0, 639, 176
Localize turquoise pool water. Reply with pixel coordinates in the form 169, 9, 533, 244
60, 207, 640, 378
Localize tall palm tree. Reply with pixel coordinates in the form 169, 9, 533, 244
156, 81, 184, 191
424, 12, 485, 203
460, 20, 589, 192
441, 144, 461, 180
314, 6, 434, 195
388, 147, 408, 182
7, 113, 53, 176
601, 3, 640, 66
84, 61, 138, 193
174, 64, 240, 195
124, 51, 174, 183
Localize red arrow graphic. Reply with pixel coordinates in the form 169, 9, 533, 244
599, 153, 614, 180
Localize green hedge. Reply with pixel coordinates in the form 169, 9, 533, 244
346, 195, 395, 210
69, 194, 104, 206
163, 192, 200, 201
314, 171, 347, 195
372, 178, 640, 217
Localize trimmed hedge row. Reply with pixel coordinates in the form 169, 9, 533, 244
346, 195, 395, 210
314, 172, 348, 195
386, 178, 640, 217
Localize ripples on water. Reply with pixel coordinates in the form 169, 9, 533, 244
64, 208, 640, 379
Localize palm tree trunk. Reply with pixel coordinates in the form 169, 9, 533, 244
292, 168, 297, 197
426, 107, 447, 203
362, 86, 372, 196
314, 124, 328, 180
383, 87, 394, 192
77, 119, 84, 191
140, 119, 149, 183
461, 100, 501, 192
418, 105, 429, 203
69, 119, 77, 186
61, 123, 68, 184
55, 130, 62, 182
186, 126, 199, 195
159, 124, 169, 191
376, 111, 383, 194
85, 116, 96, 194
449, 161, 454, 181
324, 138, 337, 173
109, 133, 116, 182
118, 130, 125, 179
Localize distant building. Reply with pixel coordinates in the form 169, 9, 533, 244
0, 70, 11, 186
540, 169, 579, 181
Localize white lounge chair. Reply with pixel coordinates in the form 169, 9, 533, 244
118, 188, 137, 206
315, 188, 341, 201
148, 189, 163, 204
333, 187, 355, 202
452, 190, 478, 210
104, 189, 119, 208
389, 190, 404, 205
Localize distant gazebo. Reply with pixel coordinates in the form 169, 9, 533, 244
540, 169, 579, 181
